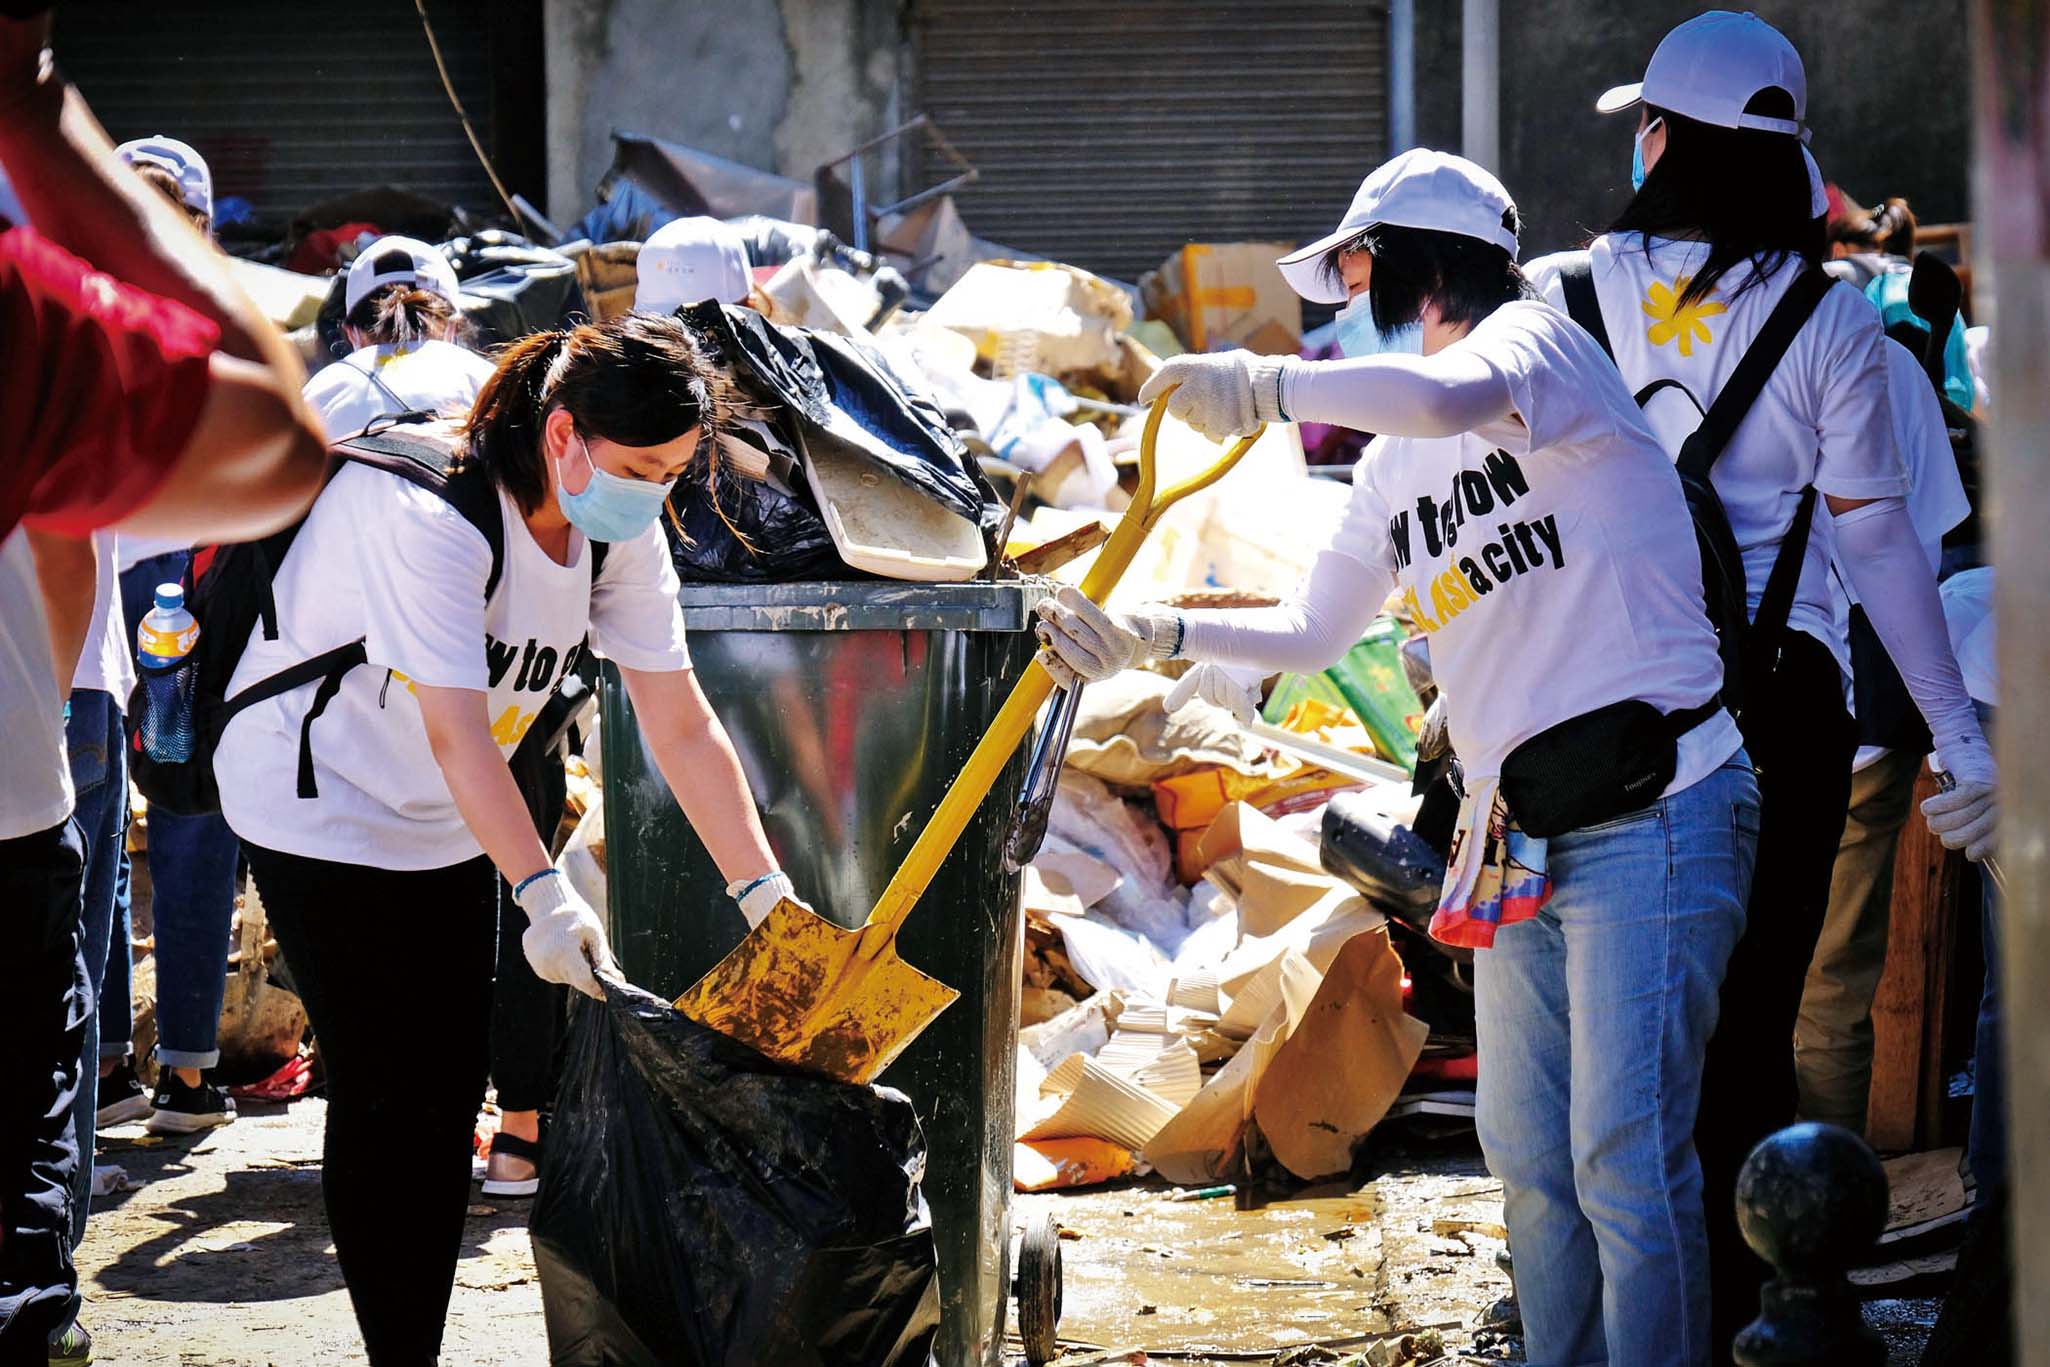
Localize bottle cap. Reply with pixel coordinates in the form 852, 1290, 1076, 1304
153, 583, 185, 613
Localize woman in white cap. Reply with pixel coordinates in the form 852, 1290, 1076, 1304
116, 134, 211, 235
301, 234, 493, 439
1036, 147, 1759, 1367
1522, 11, 1996, 1354
632, 214, 754, 314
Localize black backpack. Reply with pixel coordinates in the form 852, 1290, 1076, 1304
129, 419, 605, 817
1558, 254, 1835, 726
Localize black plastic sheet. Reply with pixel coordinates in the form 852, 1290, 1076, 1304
674, 301, 989, 528
531, 980, 941, 1367
668, 465, 848, 584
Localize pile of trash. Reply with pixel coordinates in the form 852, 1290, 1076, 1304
1008, 631, 1482, 1196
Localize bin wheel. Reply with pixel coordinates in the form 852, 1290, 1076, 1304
1018, 1210, 1063, 1366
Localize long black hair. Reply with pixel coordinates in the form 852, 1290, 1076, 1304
1608, 89, 1819, 307
1315, 208, 1534, 332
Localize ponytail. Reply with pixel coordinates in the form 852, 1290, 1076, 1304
347, 282, 469, 348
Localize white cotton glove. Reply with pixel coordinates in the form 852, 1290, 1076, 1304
1923, 741, 1999, 862
1164, 661, 1262, 726
727, 870, 802, 929
1033, 585, 1181, 686
1136, 351, 1292, 442
513, 870, 617, 1000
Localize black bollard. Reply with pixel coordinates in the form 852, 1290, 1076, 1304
1732, 1121, 1889, 1367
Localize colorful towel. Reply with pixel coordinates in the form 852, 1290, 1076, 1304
1430, 777, 1552, 949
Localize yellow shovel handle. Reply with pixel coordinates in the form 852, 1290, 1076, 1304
865, 394, 1262, 936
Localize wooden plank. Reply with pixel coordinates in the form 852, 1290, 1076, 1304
1866, 767, 1965, 1150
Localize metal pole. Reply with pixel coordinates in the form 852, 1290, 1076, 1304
1461, 0, 1500, 171
1969, 2, 2049, 1360
1389, 0, 1416, 155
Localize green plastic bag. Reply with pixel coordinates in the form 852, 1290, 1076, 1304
1262, 617, 1425, 773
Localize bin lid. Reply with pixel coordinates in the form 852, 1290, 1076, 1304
675, 580, 1049, 632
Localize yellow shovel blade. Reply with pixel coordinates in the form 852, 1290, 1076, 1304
673, 897, 959, 1084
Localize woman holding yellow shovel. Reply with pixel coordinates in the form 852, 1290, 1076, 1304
1034, 150, 1757, 1367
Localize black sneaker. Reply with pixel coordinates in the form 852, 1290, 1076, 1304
94, 1060, 151, 1129
144, 1073, 237, 1135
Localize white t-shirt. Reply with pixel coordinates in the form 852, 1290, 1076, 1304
1528, 237, 1910, 675
71, 530, 136, 702
302, 340, 496, 442
215, 462, 691, 869
1323, 300, 1742, 790
1, 531, 74, 838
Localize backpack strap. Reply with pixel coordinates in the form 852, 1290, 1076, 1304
335, 423, 508, 599
1557, 252, 1615, 361
1745, 486, 1818, 688
1675, 268, 1837, 481
214, 639, 370, 800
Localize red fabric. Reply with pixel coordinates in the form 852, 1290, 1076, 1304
1, 226, 220, 539
285, 221, 383, 275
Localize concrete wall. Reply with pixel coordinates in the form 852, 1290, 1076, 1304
543, 0, 904, 226
1415, 0, 1972, 256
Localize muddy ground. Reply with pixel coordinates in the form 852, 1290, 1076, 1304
76, 1101, 1936, 1365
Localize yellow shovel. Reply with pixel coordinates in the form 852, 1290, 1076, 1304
674, 395, 1264, 1083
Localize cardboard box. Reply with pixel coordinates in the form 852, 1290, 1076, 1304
1141, 242, 1302, 355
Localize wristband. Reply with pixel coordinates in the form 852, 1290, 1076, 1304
513, 867, 560, 900
728, 872, 781, 903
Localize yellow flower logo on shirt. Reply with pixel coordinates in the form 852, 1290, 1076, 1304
1641, 276, 1727, 357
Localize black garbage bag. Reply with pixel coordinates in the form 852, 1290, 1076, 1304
532, 980, 941, 1367
673, 301, 990, 528
668, 463, 849, 583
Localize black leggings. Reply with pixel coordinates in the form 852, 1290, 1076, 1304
1696, 630, 1860, 1359
248, 844, 497, 1367
491, 739, 569, 1115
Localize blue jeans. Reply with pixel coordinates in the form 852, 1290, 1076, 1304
62, 692, 128, 1265
118, 551, 242, 1072
1474, 758, 1760, 1367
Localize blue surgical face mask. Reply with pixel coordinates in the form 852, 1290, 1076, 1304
555, 433, 678, 543
1630, 118, 1663, 193
1334, 295, 1425, 358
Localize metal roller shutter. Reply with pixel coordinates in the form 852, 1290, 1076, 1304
914, 0, 1388, 285
53, 0, 502, 229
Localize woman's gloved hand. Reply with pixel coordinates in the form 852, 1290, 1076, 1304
1136, 351, 1291, 442
514, 869, 617, 999
1923, 743, 1998, 862
728, 870, 804, 929
1033, 585, 1181, 688
1164, 661, 1262, 725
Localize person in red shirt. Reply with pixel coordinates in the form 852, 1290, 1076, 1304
0, 13, 329, 1360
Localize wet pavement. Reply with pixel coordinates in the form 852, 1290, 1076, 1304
1015, 1138, 1517, 1364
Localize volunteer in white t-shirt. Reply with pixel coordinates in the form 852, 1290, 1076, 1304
1519, 12, 1996, 1356
1035, 150, 1759, 1367
301, 235, 495, 440
214, 312, 806, 1365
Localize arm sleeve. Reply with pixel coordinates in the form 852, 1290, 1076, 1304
589, 520, 692, 672
1280, 348, 1515, 440
1810, 296, 1911, 502
3, 227, 220, 538
1834, 496, 1984, 754
1180, 548, 1389, 675
357, 479, 493, 690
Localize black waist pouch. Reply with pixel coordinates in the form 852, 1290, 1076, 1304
1500, 697, 1721, 839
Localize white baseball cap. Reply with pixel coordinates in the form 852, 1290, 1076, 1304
116, 136, 213, 218
1803, 148, 1828, 219
1597, 11, 1807, 137
1275, 149, 1519, 305
634, 216, 753, 313
344, 235, 462, 313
